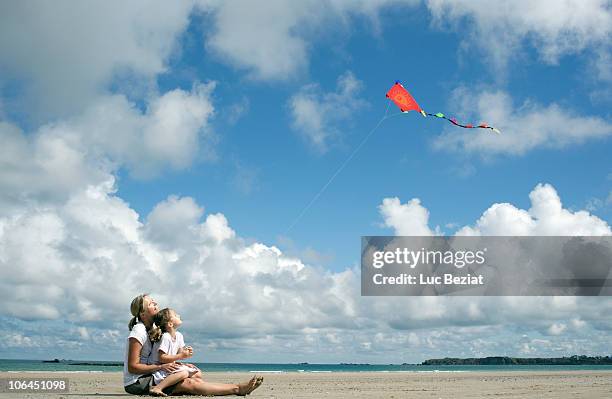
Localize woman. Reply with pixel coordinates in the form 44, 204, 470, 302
124, 294, 262, 396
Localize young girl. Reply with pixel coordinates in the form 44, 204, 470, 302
148, 308, 202, 397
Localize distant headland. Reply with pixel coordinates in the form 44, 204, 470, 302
42, 359, 122, 366
421, 355, 612, 365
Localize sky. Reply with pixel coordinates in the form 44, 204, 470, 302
0, 0, 611, 364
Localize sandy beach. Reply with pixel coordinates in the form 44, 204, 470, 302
1, 370, 611, 398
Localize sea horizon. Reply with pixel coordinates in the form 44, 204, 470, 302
2, 358, 612, 373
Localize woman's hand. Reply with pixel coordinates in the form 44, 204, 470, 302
159, 362, 181, 373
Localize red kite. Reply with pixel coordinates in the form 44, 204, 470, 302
386, 81, 501, 134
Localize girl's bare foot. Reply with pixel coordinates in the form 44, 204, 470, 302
149, 386, 168, 397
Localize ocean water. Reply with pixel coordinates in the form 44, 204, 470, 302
1, 359, 612, 373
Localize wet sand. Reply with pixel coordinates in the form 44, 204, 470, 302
1, 370, 611, 398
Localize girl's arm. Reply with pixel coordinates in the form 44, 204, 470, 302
127, 337, 179, 374
174, 346, 195, 367
158, 347, 190, 364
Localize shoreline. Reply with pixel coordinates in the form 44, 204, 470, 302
1, 370, 611, 398
0, 369, 612, 378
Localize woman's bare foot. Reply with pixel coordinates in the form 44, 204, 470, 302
237, 376, 262, 396
252, 377, 263, 392
149, 386, 168, 397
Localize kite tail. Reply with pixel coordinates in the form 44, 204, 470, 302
425, 112, 501, 134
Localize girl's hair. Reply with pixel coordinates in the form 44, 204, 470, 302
149, 308, 174, 343
128, 294, 149, 331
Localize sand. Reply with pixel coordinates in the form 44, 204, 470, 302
1, 370, 611, 398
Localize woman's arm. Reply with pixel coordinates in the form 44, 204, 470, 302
127, 337, 179, 374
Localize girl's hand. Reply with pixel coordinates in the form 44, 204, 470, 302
159, 362, 181, 373
179, 346, 193, 359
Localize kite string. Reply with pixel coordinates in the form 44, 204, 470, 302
285, 101, 398, 234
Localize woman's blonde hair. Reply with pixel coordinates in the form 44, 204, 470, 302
148, 308, 173, 343
128, 294, 149, 331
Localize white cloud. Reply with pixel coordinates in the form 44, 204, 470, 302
455, 183, 611, 236
66, 82, 217, 178
0, 82, 216, 211
7, 180, 605, 359
205, 0, 419, 81
0, 120, 110, 211
3, 334, 36, 348
0, 180, 360, 348
0, 78, 221, 324
571, 318, 587, 329
145, 196, 205, 251
1, 179, 611, 361
289, 71, 366, 152
9, 182, 606, 346
372, 184, 611, 359
548, 323, 567, 336
206, 1, 313, 81
426, 0, 612, 78
378, 197, 435, 236
77, 327, 90, 340
432, 89, 612, 156
0, 1, 200, 118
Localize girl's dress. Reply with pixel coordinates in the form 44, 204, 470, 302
151, 332, 199, 384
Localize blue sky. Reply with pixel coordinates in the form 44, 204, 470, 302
0, 1, 611, 363
114, 4, 612, 272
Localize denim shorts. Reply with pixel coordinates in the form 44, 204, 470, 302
124, 374, 153, 395
124, 374, 178, 395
